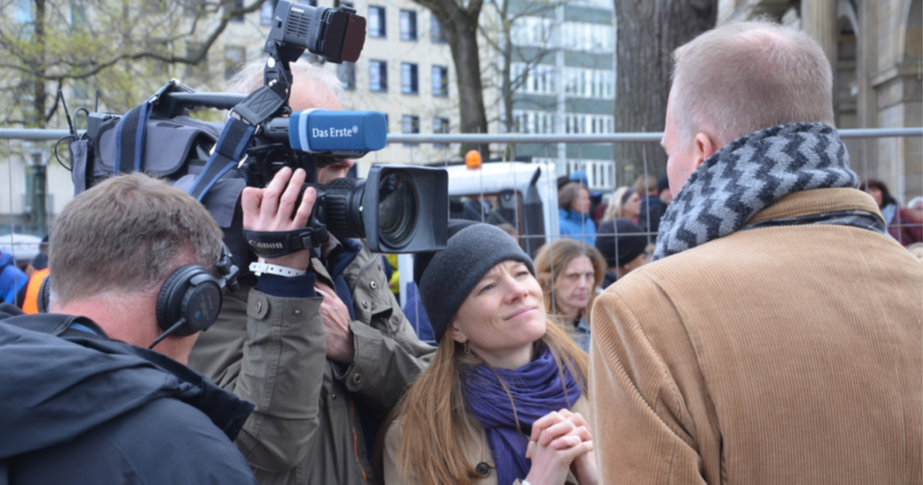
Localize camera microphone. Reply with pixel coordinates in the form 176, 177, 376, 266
263, 109, 387, 159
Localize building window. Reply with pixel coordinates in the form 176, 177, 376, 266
71, 3, 87, 30
401, 63, 418, 94
430, 14, 447, 43
560, 66, 614, 99
433, 117, 450, 148
402, 115, 420, 146
338, 62, 356, 90
186, 42, 209, 80
400, 10, 417, 41
431, 65, 448, 97
368, 6, 386, 38
224, 46, 246, 80
369, 60, 387, 92
15, 0, 33, 25
511, 16, 554, 47
72, 79, 89, 102
229, 0, 244, 22
260, 0, 279, 26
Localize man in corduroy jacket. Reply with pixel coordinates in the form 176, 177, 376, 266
590, 20, 922, 485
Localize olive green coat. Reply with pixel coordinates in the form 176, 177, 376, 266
189, 242, 436, 485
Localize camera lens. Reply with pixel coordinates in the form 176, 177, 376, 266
377, 171, 416, 248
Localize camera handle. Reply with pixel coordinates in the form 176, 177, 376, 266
242, 226, 330, 260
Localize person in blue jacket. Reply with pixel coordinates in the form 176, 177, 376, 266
402, 281, 435, 343
0, 250, 27, 304
558, 181, 597, 245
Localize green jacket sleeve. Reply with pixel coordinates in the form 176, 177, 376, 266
187, 279, 327, 473
334, 246, 436, 417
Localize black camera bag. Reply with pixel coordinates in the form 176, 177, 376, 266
67, 80, 250, 269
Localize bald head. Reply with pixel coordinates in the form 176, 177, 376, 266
670, 19, 835, 148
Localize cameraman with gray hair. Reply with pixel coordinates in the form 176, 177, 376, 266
188, 60, 435, 485
590, 19, 922, 484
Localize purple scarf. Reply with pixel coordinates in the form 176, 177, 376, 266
461, 345, 582, 485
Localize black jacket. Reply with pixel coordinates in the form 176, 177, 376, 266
602, 269, 619, 289
0, 304, 257, 485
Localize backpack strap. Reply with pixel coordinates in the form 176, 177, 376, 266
187, 118, 255, 202
112, 80, 181, 175
187, 84, 287, 201
113, 101, 153, 175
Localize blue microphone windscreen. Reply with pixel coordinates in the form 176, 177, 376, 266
289, 110, 387, 153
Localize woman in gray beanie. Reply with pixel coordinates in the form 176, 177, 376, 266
383, 221, 597, 485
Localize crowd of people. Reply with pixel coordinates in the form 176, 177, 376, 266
1, 18, 922, 485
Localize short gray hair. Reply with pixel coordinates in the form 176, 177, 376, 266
227, 58, 345, 99
671, 19, 834, 147
50, 173, 224, 305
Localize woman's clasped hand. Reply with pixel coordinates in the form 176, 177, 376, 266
525, 409, 597, 485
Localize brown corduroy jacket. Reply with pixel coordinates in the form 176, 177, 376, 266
590, 188, 923, 484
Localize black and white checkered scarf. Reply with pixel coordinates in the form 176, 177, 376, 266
653, 123, 870, 260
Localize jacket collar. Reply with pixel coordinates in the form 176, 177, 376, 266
746, 188, 883, 225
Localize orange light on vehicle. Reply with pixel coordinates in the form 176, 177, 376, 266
465, 150, 482, 170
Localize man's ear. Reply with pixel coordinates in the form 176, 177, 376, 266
693, 132, 718, 168
447, 321, 468, 344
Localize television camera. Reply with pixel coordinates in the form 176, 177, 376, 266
68, 0, 448, 254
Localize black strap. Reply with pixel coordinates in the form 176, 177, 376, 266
242, 226, 329, 259
113, 81, 178, 175
187, 84, 287, 202
233, 85, 287, 126
113, 102, 153, 175
188, 118, 256, 202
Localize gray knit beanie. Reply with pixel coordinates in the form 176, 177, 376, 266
414, 222, 535, 343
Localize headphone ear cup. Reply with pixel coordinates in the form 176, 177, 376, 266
180, 273, 222, 334
156, 265, 223, 337
156, 265, 198, 333
37, 275, 51, 313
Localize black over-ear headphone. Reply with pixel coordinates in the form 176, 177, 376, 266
37, 244, 239, 349
149, 244, 239, 349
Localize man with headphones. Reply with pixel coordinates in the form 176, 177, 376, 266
0, 173, 257, 484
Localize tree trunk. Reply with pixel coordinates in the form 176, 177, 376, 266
32, 0, 46, 128
613, 0, 716, 183
449, 18, 489, 157
413, 0, 489, 157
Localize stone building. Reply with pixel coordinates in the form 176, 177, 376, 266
719, 0, 922, 204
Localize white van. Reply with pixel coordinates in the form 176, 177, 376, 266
445, 160, 560, 256
395, 161, 561, 309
